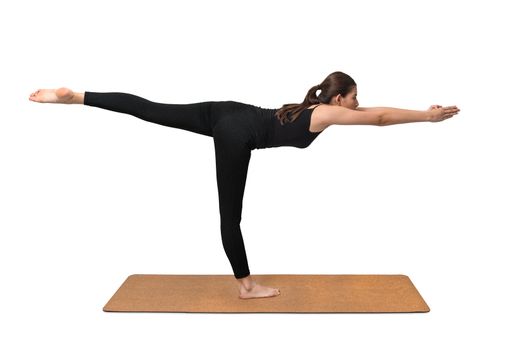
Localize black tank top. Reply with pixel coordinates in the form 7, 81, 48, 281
261, 105, 323, 149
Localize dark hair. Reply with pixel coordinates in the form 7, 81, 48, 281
275, 71, 357, 125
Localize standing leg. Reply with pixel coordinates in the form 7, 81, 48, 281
213, 123, 281, 299
212, 129, 252, 279
83, 91, 214, 137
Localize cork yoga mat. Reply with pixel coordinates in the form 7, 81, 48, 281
103, 274, 430, 313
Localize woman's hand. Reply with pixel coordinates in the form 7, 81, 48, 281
428, 105, 460, 122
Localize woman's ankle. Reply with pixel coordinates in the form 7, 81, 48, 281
237, 275, 256, 291
69, 92, 84, 104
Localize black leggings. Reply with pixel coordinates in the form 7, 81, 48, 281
83, 92, 253, 279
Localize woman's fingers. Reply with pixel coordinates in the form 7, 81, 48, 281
444, 106, 460, 113
444, 107, 459, 118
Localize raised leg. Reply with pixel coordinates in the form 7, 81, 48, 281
82, 91, 214, 137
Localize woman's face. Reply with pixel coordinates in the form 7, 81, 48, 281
331, 86, 359, 110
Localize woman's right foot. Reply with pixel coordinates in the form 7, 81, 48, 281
238, 281, 281, 299
29, 87, 75, 103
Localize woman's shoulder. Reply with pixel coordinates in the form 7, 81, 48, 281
306, 103, 322, 110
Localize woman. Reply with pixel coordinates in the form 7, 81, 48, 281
29, 71, 460, 300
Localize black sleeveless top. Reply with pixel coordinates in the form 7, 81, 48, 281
260, 105, 323, 149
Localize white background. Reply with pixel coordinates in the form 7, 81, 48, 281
1, 0, 504, 348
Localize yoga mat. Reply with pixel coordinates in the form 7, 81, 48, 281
103, 274, 429, 313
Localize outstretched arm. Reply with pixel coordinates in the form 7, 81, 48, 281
357, 105, 460, 126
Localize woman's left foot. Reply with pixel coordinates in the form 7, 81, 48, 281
29, 87, 75, 103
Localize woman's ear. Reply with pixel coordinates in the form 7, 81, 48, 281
332, 94, 343, 106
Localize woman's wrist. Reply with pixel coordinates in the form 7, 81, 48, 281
426, 109, 435, 122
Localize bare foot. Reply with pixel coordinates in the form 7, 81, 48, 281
238, 281, 281, 299
29, 87, 75, 103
